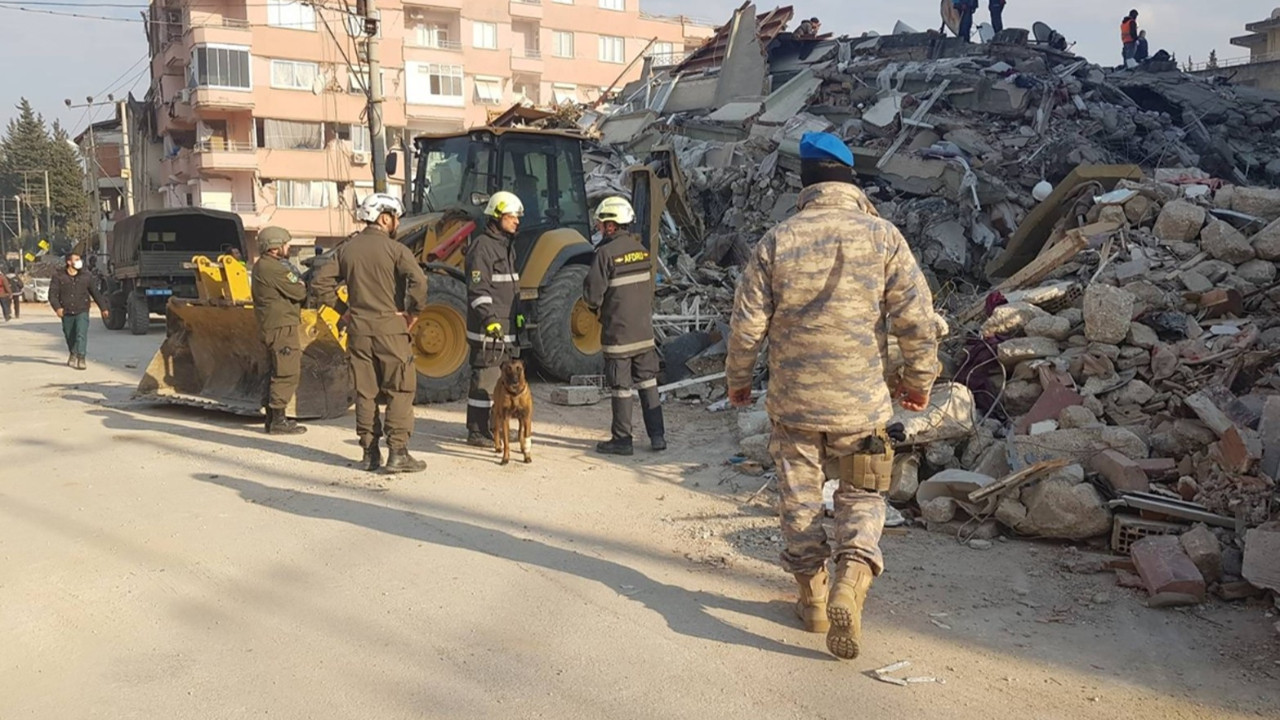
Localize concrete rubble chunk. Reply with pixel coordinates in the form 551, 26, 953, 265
1131, 535, 1207, 607
1112, 379, 1155, 407
737, 410, 772, 439
1177, 270, 1214, 294
998, 337, 1061, 365
1007, 426, 1148, 470
1152, 200, 1206, 244
1199, 218, 1256, 264
1011, 464, 1112, 540
890, 383, 975, 445
1083, 284, 1135, 344
1259, 396, 1280, 480
1090, 450, 1149, 494
550, 386, 600, 406
1231, 186, 1280, 222
1179, 525, 1223, 584
921, 497, 958, 524
1251, 217, 1280, 261
1059, 405, 1101, 429
1025, 315, 1072, 341
888, 453, 920, 504
1236, 258, 1278, 285
1242, 523, 1280, 593
739, 434, 773, 468
1126, 322, 1158, 349
982, 302, 1048, 336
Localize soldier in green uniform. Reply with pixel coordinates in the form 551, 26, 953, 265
251, 226, 308, 435
313, 193, 429, 474
726, 132, 940, 661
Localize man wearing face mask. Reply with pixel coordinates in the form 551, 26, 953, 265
251, 226, 308, 435
313, 193, 429, 473
49, 252, 109, 369
463, 190, 523, 446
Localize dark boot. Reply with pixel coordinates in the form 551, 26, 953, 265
641, 399, 666, 451
466, 403, 493, 446
266, 408, 307, 435
596, 437, 634, 456
361, 442, 383, 472
384, 447, 426, 474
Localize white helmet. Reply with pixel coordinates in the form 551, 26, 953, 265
484, 191, 524, 219
595, 196, 635, 225
356, 192, 405, 223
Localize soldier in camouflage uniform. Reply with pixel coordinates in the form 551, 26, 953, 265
726, 132, 940, 661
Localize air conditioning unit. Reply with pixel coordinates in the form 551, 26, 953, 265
177, 89, 191, 103
352, 151, 370, 165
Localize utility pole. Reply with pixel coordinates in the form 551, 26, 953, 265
66, 95, 115, 257
357, 0, 388, 192
118, 100, 136, 215
15, 196, 23, 270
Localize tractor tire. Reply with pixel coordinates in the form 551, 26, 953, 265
529, 264, 604, 381
128, 293, 150, 335
411, 274, 471, 404
102, 294, 127, 331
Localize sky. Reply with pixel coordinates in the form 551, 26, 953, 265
0, 0, 1274, 137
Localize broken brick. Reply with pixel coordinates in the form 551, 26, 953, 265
1131, 535, 1206, 607
1090, 450, 1149, 494
1219, 425, 1263, 474
1135, 458, 1178, 480
1214, 581, 1263, 601
1178, 525, 1223, 584
1199, 288, 1244, 318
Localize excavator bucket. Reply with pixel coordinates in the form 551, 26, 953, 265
134, 255, 354, 419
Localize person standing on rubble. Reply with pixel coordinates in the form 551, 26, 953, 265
1121, 10, 1140, 66
583, 196, 666, 456
989, 0, 1006, 34
1134, 30, 1150, 63
795, 17, 820, 39
726, 132, 940, 661
313, 193, 429, 474
953, 0, 979, 42
251, 226, 308, 436
464, 191, 524, 447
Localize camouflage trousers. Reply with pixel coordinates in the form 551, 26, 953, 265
770, 422, 887, 577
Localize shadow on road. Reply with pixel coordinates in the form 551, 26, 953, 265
194, 473, 831, 661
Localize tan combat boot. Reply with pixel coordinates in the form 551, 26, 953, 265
826, 557, 874, 660
793, 569, 830, 633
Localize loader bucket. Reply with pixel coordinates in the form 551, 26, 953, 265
135, 299, 353, 419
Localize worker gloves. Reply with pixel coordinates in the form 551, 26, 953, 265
485, 322, 504, 340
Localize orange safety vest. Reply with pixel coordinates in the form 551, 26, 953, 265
1120, 19, 1136, 44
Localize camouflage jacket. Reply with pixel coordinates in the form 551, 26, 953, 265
725, 182, 941, 433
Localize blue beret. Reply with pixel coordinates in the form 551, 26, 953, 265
799, 132, 853, 166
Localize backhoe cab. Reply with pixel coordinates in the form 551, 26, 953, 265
396, 127, 605, 403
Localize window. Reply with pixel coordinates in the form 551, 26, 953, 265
353, 181, 403, 206
191, 46, 251, 90
649, 41, 674, 62
340, 124, 372, 153
410, 23, 452, 49
406, 62, 464, 106
270, 60, 317, 90
347, 67, 387, 94
598, 35, 625, 64
552, 31, 574, 58
276, 180, 332, 208
474, 77, 503, 105
259, 119, 323, 150
551, 83, 577, 105
472, 21, 497, 49
598, 0, 623, 10
266, 0, 315, 30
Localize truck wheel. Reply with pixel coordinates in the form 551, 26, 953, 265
411, 274, 470, 404
128, 293, 150, 335
529, 264, 604, 381
102, 294, 127, 331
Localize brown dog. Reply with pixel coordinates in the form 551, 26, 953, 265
491, 358, 533, 465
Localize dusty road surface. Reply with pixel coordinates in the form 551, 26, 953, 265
2, 306, 1278, 720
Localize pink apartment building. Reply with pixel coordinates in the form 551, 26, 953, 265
143, 0, 713, 250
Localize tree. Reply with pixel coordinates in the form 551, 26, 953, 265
1184, 55, 1194, 72
48, 122, 89, 242
0, 98, 88, 246
0, 99, 51, 200
1207, 50, 1219, 69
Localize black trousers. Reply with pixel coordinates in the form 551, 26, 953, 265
605, 350, 664, 442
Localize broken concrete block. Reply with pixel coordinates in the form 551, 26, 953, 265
1259, 396, 1280, 480
1126, 322, 1159, 349
1152, 199, 1206, 243
1007, 426, 1148, 470
1183, 390, 1235, 437
888, 453, 920, 504
1001, 380, 1043, 417
1124, 194, 1155, 225
1231, 186, 1280, 222
1112, 379, 1155, 407
1179, 525, 1223, 584
921, 496, 958, 524
1178, 270, 1214, 294
1200, 218, 1256, 264
737, 410, 772, 439
1250, 217, 1280, 261
890, 383, 975, 445
1016, 464, 1112, 540
981, 302, 1049, 336
550, 386, 600, 406
997, 336, 1060, 364
1024, 315, 1072, 341
1243, 524, 1280, 592
922, 220, 968, 275
1132, 535, 1206, 607
1194, 259, 1235, 283
1235, 259, 1277, 285
1083, 284, 1135, 344
1059, 405, 1101, 429
739, 434, 774, 468
995, 495, 1028, 529
1090, 450, 1149, 494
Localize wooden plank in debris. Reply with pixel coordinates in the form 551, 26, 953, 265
657, 371, 726, 394
968, 459, 1071, 504
958, 229, 1090, 324
876, 79, 951, 170
1183, 390, 1235, 437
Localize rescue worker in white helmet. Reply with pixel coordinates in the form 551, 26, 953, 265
583, 196, 666, 455
464, 190, 524, 446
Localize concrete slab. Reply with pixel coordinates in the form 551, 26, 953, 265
713, 3, 769, 107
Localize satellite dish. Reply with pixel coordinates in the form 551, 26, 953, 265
1032, 21, 1053, 44
940, 0, 960, 35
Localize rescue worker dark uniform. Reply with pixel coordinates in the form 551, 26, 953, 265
313, 193, 428, 473
251, 226, 307, 435
583, 198, 666, 455
465, 221, 520, 444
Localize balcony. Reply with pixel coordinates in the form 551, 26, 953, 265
1190, 50, 1280, 72
191, 87, 255, 111
158, 38, 190, 72
405, 37, 463, 52
510, 0, 543, 19
187, 16, 251, 46
194, 140, 258, 171
512, 47, 543, 73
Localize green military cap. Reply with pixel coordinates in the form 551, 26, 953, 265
258, 226, 292, 254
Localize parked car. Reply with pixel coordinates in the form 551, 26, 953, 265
23, 277, 50, 303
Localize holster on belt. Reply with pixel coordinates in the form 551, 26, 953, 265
837, 429, 895, 493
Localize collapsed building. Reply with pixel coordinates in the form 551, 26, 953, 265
563, 4, 1280, 611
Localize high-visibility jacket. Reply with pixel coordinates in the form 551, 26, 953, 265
1121, 18, 1137, 44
